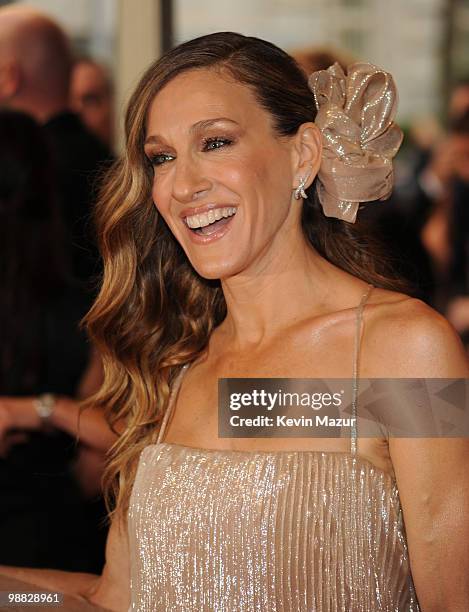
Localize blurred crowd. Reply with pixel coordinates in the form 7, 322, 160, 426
0, 6, 115, 573
0, 7, 468, 575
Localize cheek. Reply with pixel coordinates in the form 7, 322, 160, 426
246, 142, 291, 188
151, 178, 172, 219
226, 154, 276, 197
247, 154, 293, 211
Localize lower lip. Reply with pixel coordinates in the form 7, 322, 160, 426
183, 214, 236, 244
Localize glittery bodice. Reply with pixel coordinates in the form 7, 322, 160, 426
127, 285, 421, 611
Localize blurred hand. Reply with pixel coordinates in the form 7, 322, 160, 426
428, 137, 458, 186
420, 205, 451, 276
429, 134, 469, 187
0, 399, 14, 443
446, 296, 469, 333
0, 397, 41, 458
451, 134, 469, 183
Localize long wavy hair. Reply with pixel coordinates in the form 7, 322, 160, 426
83, 32, 409, 521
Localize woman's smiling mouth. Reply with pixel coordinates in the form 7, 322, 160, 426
181, 205, 238, 241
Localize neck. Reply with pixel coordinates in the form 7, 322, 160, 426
218, 232, 354, 351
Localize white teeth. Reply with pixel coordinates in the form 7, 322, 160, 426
185, 207, 236, 229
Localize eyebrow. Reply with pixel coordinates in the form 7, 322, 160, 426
144, 117, 239, 146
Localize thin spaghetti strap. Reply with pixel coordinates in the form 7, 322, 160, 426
350, 283, 374, 455
157, 363, 190, 444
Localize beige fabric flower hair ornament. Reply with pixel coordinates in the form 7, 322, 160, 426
308, 62, 404, 223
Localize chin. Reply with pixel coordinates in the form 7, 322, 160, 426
188, 257, 242, 282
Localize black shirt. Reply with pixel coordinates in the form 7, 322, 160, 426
43, 112, 112, 292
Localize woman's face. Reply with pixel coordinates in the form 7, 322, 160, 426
144, 68, 301, 280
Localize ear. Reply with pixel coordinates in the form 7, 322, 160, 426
0, 60, 21, 100
290, 122, 322, 190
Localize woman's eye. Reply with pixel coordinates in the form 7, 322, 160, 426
202, 137, 233, 151
146, 137, 232, 168
149, 153, 174, 167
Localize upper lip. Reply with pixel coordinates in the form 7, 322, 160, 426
179, 203, 237, 219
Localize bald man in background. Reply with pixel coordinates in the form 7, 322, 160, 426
0, 5, 110, 574
0, 5, 111, 288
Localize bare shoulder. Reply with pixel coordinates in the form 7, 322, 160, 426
362, 288, 469, 377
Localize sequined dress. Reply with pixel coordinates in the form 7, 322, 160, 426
127, 284, 421, 611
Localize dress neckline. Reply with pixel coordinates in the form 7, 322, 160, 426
157, 283, 375, 456
143, 440, 396, 482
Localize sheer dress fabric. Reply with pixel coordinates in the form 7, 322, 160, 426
128, 284, 420, 611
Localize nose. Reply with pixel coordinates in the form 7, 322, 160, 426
171, 154, 212, 204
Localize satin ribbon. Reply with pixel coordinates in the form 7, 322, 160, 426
308, 62, 403, 223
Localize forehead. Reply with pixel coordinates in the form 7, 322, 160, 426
145, 68, 268, 135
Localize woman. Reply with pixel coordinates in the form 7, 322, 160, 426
0, 110, 117, 573
1, 33, 468, 611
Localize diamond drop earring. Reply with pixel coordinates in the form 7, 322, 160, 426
294, 169, 311, 200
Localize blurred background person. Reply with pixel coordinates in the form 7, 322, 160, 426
396, 89, 469, 317
448, 77, 469, 121
70, 56, 114, 151
359, 181, 436, 308
0, 5, 112, 295
290, 45, 354, 74
437, 109, 469, 348
0, 108, 116, 573
391, 77, 469, 304
0, 4, 116, 572
350, 76, 469, 312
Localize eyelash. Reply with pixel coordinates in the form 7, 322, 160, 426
202, 136, 233, 151
148, 136, 233, 167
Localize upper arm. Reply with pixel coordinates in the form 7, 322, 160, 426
390, 437, 469, 610
84, 515, 130, 612
370, 298, 469, 609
